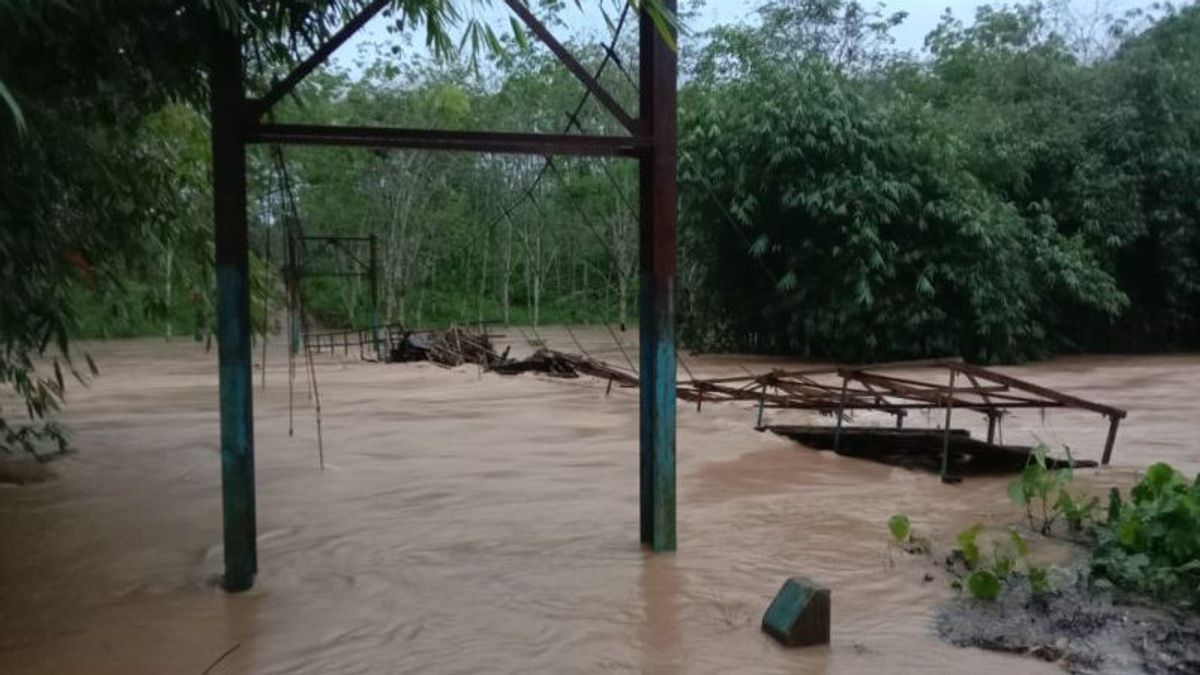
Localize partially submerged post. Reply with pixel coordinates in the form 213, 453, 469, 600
756, 382, 767, 430
637, 0, 678, 552
210, 18, 257, 592
1101, 414, 1123, 466
762, 577, 832, 648
832, 373, 850, 451
940, 368, 957, 483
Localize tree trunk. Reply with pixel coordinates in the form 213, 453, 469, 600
164, 244, 173, 340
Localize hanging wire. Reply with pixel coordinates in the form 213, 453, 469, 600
465, 4, 637, 365
268, 130, 325, 468
477, 3, 633, 239
678, 148, 783, 289
605, 322, 638, 373
563, 323, 594, 360
260, 223, 271, 391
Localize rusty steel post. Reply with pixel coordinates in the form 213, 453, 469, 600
369, 234, 381, 360
1101, 415, 1121, 466
987, 413, 998, 445
638, 0, 678, 553
210, 16, 257, 592
833, 375, 850, 451
940, 370, 958, 480
287, 233, 301, 356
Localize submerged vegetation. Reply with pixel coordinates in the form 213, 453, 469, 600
3, 0, 1200, 450
889, 456, 1200, 612
911, 461, 1200, 672
1092, 463, 1200, 608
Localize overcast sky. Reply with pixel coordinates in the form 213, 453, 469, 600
687, 0, 1151, 51
331, 0, 1156, 71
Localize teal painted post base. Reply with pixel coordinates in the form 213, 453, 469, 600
762, 577, 831, 647
639, 311, 677, 552
217, 264, 257, 592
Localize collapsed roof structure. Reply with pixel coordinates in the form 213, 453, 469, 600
318, 324, 1127, 477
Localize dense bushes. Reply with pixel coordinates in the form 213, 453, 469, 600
1092, 464, 1200, 607
680, 2, 1200, 361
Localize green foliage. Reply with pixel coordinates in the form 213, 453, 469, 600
1091, 463, 1200, 607
884, 512, 928, 562
1028, 565, 1051, 595
1007, 445, 1102, 535
680, 1, 1200, 360
957, 523, 985, 568
888, 513, 911, 542
966, 570, 1001, 601
1056, 490, 1101, 533
953, 523, 1050, 600
1008, 446, 1071, 534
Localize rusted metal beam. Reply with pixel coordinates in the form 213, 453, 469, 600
842, 370, 1003, 393
249, 0, 392, 118
503, 0, 638, 134
247, 122, 650, 157
850, 371, 981, 409
956, 364, 1127, 418
764, 401, 1083, 411
678, 357, 965, 386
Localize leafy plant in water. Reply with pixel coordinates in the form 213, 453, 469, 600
1091, 463, 1200, 607
957, 523, 984, 568
966, 570, 1002, 600
1055, 490, 1101, 533
953, 523, 1050, 600
1008, 446, 1072, 534
1008, 445, 1101, 535
888, 513, 911, 543
885, 513, 928, 564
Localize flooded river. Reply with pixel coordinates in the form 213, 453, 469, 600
1, 329, 1196, 673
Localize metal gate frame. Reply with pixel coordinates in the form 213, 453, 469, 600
209, 0, 678, 591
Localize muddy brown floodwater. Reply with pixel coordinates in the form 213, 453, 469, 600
1, 328, 1197, 674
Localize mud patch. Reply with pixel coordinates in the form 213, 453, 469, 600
936, 573, 1200, 674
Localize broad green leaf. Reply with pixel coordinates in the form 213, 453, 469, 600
958, 524, 984, 568
967, 571, 1001, 600
1008, 528, 1029, 558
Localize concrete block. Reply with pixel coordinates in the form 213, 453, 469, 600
761, 576, 831, 647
